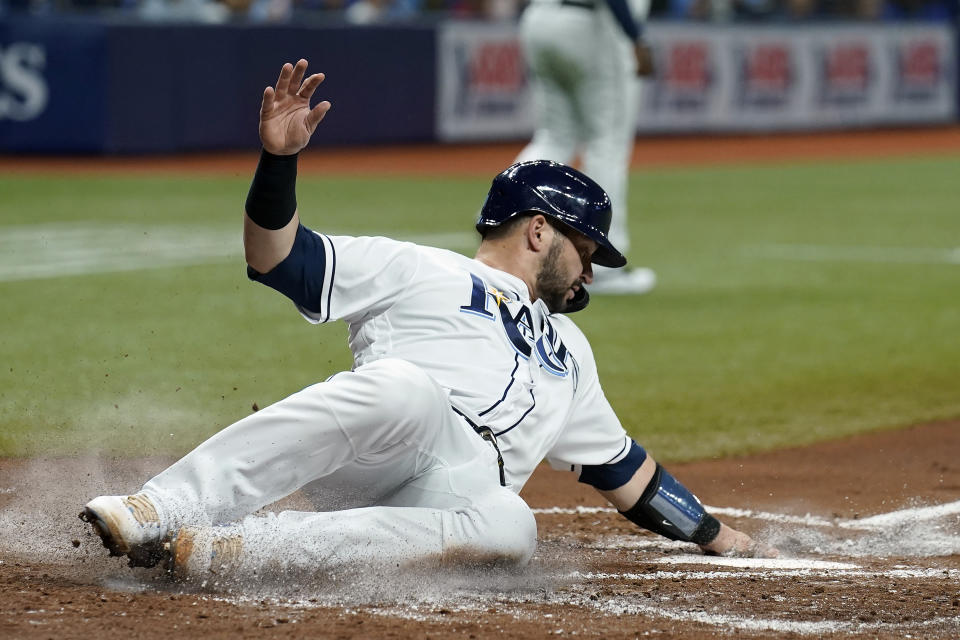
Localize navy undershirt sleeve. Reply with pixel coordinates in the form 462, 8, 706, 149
579, 440, 648, 490
246, 224, 328, 314
603, 0, 642, 41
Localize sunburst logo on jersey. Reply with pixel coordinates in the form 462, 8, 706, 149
487, 286, 512, 307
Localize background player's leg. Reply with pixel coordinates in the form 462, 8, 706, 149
516, 73, 579, 165
578, 28, 637, 255
515, 7, 595, 165
575, 17, 655, 293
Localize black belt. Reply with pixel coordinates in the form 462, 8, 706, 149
452, 407, 506, 487
560, 0, 595, 8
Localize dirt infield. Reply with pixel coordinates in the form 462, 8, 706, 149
3, 126, 960, 176
1, 420, 958, 639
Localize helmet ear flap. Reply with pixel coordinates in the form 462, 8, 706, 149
564, 286, 590, 313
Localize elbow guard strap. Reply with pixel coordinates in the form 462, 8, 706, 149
245, 149, 299, 230
619, 463, 721, 545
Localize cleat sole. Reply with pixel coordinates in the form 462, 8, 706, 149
79, 507, 126, 557
79, 504, 164, 567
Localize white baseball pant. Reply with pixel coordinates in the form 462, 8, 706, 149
139, 358, 537, 576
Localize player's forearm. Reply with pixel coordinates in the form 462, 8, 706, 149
614, 461, 721, 546
243, 149, 301, 273
244, 212, 299, 274
596, 454, 656, 510
585, 443, 721, 546
593, 451, 777, 557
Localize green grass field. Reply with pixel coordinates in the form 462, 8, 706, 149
1, 154, 958, 460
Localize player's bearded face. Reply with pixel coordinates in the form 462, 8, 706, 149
536, 234, 582, 313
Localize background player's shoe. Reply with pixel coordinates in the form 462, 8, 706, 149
79, 494, 165, 567
589, 265, 656, 295
164, 525, 243, 580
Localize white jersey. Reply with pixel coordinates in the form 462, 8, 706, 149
277, 229, 631, 491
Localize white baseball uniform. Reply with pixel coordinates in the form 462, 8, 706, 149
516, 0, 651, 254
136, 227, 633, 575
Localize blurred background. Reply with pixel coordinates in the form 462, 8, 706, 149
1, 0, 957, 25
0, 0, 956, 151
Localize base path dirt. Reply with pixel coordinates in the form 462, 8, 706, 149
1, 420, 958, 639
3, 126, 960, 177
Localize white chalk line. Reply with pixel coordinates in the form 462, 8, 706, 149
216, 580, 960, 636
707, 506, 838, 527
532, 505, 834, 527
839, 500, 960, 529
0, 224, 477, 282
9, 227, 956, 281
586, 595, 960, 636
653, 555, 857, 570
532, 499, 960, 531
742, 243, 960, 265
576, 567, 960, 580
213, 578, 960, 636
532, 506, 617, 515
0, 224, 238, 282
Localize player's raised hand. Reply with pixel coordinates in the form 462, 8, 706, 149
259, 59, 331, 156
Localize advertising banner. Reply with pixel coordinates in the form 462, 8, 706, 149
0, 19, 107, 152
436, 20, 531, 142
1, 21, 435, 153
644, 24, 956, 131
436, 22, 957, 140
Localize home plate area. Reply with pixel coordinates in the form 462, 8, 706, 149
520, 500, 960, 638
194, 502, 960, 638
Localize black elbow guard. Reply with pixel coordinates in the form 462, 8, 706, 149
619, 463, 721, 545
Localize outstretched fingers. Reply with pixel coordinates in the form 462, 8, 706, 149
274, 62, 294, 97
259, 86, 277, 121
297, 72, 326, 101
259, 60, 329, 152
288, 59, 309, 96
305, 100, 332, 132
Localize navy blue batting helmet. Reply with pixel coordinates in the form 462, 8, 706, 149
476, 161, 627, 268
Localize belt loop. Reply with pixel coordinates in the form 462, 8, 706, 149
452, 406, 507, 487
475, 426, 507, 488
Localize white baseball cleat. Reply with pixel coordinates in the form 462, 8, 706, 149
589, 266, 656, 295
164, 525, 244, 581
79, 494, 164, 567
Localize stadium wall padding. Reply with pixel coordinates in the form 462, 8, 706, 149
0, 18, 436, 152
0, 17, 957, 153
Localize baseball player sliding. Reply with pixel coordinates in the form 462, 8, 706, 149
80, 60, 776, 580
